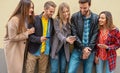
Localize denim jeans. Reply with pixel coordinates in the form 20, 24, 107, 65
96, 58, 114, 73
50, 48, 67, 73
68, 49, 95, 73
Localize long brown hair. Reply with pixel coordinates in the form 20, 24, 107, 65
56, 2, 70, 30
99, 11, 115, 30
7, 0, 34, 33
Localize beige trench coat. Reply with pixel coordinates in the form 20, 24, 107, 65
4, 15, 28, 73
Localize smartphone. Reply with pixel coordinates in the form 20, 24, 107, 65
46, 36, 50, 39
69, 36, 76, 40
69, 36, 76, 38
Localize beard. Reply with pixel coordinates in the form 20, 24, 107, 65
81, 9, 89, 16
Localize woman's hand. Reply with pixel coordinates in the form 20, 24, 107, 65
98, 44, 108, 49
27, 27, 35, 35
94, 56, 99, 64
66, 36, 76, 44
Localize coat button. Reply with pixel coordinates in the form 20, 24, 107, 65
24, 42, 26, 44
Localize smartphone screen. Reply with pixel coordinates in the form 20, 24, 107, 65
46, 36, 50, 39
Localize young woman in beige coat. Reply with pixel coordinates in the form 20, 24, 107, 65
4, 0, 35, 73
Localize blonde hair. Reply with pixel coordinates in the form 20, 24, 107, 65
56, 2, 70, 30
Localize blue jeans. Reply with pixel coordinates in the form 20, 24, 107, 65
96, 58, 114, 73
50, 48, 67, 73
68, 49, 95, 73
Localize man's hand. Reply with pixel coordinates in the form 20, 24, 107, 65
82, 47, 91, 59
40, 36, 47, 42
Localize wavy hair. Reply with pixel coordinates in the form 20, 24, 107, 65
99, 11, 115, 30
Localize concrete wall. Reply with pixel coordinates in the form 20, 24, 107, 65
0, 0, 120, 48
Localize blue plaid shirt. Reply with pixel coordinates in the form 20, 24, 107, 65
82, 17, 91, 46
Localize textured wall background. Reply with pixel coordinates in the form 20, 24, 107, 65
0, 0, 120, 55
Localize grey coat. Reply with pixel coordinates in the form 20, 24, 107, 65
50, 19, 71, 62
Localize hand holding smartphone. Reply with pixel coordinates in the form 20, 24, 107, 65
69, 36, 76, 40
97, 44, 108, 49
97, 44, 102, 46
